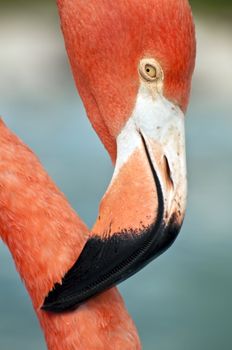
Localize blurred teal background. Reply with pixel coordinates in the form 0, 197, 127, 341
0, 1, 231, 349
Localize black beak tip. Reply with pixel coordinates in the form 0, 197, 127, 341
41, 214, 182, 314
41, 298, 55, 312
41, 299, 67, 313
41, 303, 50, 312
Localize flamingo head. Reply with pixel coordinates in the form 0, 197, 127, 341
42, 0, 196, 312
58, 0, 195, 160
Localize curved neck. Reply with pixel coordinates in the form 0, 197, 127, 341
0, 120, 140, 350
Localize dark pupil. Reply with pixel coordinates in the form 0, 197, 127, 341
146, 68, 150, 72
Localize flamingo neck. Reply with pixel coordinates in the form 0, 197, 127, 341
0, 120, 141, 350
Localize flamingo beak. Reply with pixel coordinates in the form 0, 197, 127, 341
42, 90, 187, 313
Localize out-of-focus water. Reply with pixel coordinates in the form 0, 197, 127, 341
0, 10, 232, 350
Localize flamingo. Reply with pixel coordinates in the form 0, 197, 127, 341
0, 0, 195, 349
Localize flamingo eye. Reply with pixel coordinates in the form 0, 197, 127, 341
139, 58, 163, 84
145, 64, 157, 79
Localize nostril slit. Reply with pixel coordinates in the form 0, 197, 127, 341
164, 155, 174, 189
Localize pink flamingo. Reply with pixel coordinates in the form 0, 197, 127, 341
0, 0, 195, 348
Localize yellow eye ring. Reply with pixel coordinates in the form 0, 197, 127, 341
145, 64, 157, 79
138, 58, 163, 83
